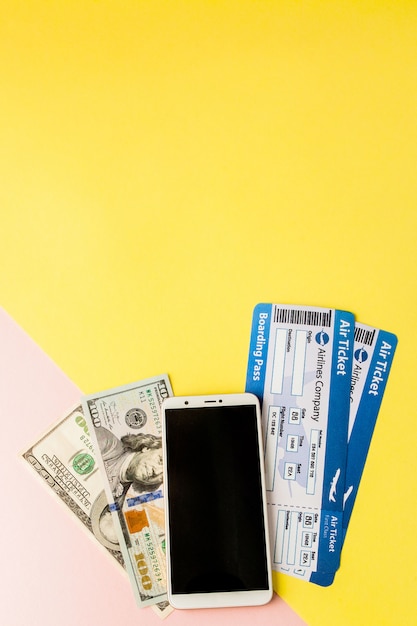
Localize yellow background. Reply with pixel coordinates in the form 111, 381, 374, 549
1, 2, 416, 624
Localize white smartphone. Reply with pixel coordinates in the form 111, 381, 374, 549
161, 393, 273, 609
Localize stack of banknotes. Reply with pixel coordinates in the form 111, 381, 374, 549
23, 375, 174, 618
23, 304, 397, 614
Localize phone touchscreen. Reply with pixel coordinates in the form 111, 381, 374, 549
164, 404, 269, 595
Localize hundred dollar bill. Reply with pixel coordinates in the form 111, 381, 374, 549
22, 403, 173, 619
82, 375, 173, 609
22, 405, 125, 566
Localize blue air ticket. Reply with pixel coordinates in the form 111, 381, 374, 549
311, 322, 397, 586
245, 304, 355, 581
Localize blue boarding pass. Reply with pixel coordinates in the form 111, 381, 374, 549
311, 322, 397, 586
245, 303, 355, 581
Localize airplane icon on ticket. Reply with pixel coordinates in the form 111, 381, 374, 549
329, 468, 341, 502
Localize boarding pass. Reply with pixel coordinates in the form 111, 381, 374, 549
245, 304, 354, 581
311, 322, 397, 586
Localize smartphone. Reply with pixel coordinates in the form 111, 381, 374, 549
162, 393, 273, 609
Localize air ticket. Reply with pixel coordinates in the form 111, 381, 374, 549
311, 323, 397, 586
245, 303, 355, 581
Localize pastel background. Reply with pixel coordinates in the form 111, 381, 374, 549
1, 2, 416, 625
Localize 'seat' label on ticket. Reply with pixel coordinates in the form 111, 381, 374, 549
245, 304, 354, 581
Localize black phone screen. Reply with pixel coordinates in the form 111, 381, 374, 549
165, 404, 269, 595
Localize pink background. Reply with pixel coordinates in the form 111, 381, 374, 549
0, 308, 306, 626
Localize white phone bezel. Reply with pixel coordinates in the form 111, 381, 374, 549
161, 392, 273, 609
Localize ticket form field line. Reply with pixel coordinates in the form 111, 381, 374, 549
291, 330, 307, 396
307, 429, 320, 495
274, 510, 298, 566
271, 329, 287, 394
274, 510, 286, 564
287, 511, 299, 565
264, 405, 280, 491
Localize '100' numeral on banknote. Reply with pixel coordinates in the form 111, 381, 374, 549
82, 375, 173, 608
